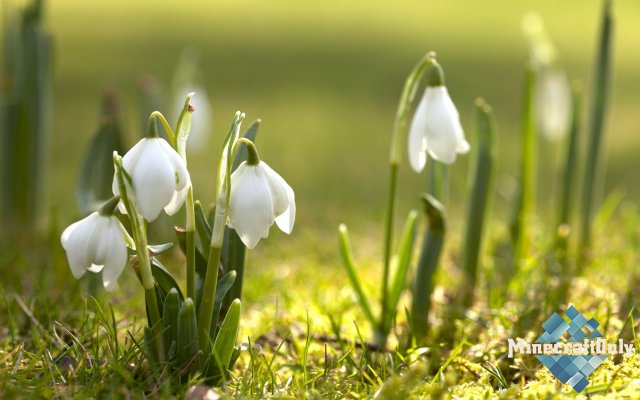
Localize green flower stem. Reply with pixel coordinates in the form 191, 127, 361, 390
511, 62, 537, 268
172, 95, 195, 300
186, 187, 196, 300
579, 0, 613, 268
556, 83, 583, 257
382, 52, 434, 334
113, 153, 164, 362
197, 118, 248, 352
198, 244, 222, 350
149, 111, 176, 147
460, 99, 495, 308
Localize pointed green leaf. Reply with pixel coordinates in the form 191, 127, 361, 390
177, 298, 199, 369
150, 257, 184, 303
337, 224, 376, 328
411, 195, 446, 343
461, 99, 496, 307
148, 243, 174, 256
163, 288, 181, 356
384, 210, 418, 332
210, 299, 241, 380
211, 270, 237, 337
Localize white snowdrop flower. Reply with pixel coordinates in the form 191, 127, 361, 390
112, 136, 190, 221
408, 59, 469, 170
227, 147, 295, 249
537, 67, 571, 141
60, 200, 130, 291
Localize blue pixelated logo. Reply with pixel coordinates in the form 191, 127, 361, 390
535, 305, 607, 393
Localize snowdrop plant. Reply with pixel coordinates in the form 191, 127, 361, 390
61, 93, 294, 382
338, 52, 469, 348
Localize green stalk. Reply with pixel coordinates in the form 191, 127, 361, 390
382, 53, 433, 333
198, 245, 222, 351
460, 99, 496, 308
579, 0, 613, 268
173, 94, 195, 299
557, 84, 582, 229
555, 83, 583, 261
186, 189, 196, 300
411, 195, 446, 343
511, 63, 537, 269
113, 153, 165, 362
197, 113, 245, 352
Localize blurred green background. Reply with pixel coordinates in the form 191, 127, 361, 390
28, 0, 640, 239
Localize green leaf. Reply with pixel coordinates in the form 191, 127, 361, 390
337, 224, 376, 328
460, 99, 496, 307
150, 257, 184, 304
411, 195, 446, 343
221, 228, 246, 307
148, 243, 174, 256
579, 0, 614, 264
143, 326, 158, 365
384, 211, 418, 333
177, 298, 199, 370
211, 270, 237, 338
209, 299, 241, 380
194, 200, 213, 269
76, 116, 124, 214
162, 288, 181, 357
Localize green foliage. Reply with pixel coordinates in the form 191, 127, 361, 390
0, 0, 52, 229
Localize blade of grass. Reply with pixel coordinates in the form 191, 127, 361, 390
578, 0, 614, 270
338, 224, 376, 328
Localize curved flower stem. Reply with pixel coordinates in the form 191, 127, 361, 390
149, 111, 176, 147
382, 53, 433, 339
113, 152, 165, 362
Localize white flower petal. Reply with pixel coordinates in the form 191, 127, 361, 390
158, 138, 191, 191
101, 219, 128, 291
131, 139, 176, 221
260, 162, 296, 234
275, 188, 296, 235
61, 213, 100, 279
165, 183, 190, 216
259, 162, 290, 216
61, 219, 82, 247
113, 138, 148, 213
537, 68, 571, 140
423, 87, 462, 164
228, 163, 275, 249
408, 94, 429, 172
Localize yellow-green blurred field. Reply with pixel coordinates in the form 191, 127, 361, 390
47, 0, 640, 227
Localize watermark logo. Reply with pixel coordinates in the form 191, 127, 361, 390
507, 306, 635, 393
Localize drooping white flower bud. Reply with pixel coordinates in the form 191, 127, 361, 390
227, 155, 295, 249
61, 203, 129, 290
408, 58, 469, 170
112, 136, 191, 221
